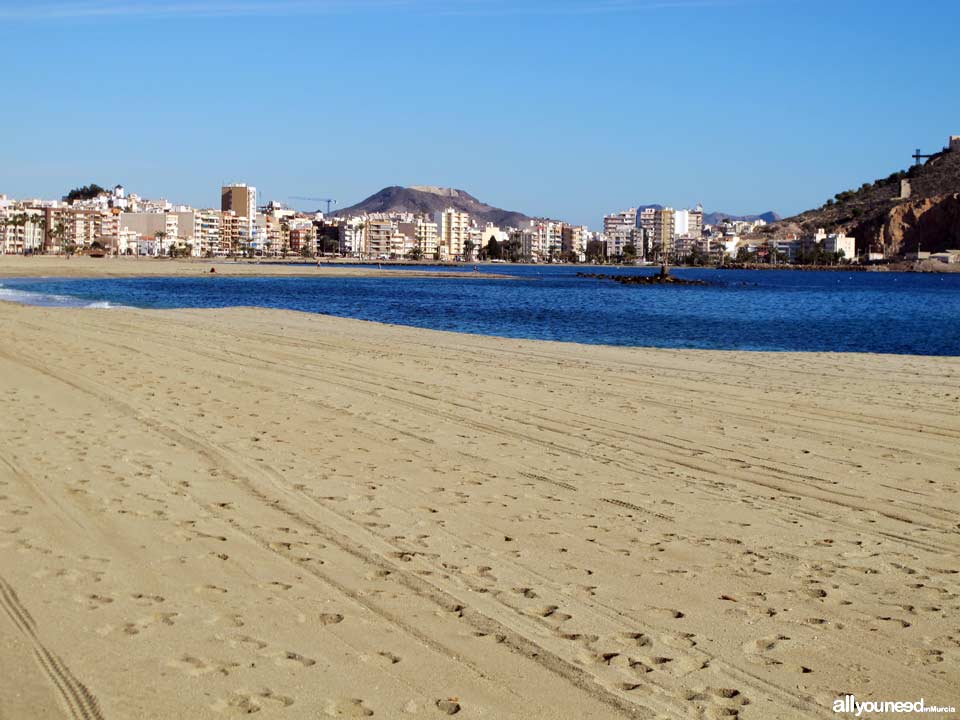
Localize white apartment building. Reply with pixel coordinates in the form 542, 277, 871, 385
338, 218, 365, 257
674, 206, 704, 239
816, 228, 856, 260
603, 208, 642, 260
0, 202, 45, 254
194, 209, 223, 256
415, 216, 439, 257
435, 207, 472, 259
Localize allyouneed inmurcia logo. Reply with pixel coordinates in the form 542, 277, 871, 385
833, 695, 957, 716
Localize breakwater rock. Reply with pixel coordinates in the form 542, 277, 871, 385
576, 272, 710, 286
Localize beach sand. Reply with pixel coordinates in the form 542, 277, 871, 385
0, 255, 497, 279
0, 301, 957, 719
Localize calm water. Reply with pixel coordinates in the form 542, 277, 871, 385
2, 265, 959, 355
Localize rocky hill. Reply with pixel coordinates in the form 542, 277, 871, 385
334, 186, 532, 228
777, 140, 960, 256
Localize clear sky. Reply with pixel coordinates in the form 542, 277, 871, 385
1, 0, 958, 227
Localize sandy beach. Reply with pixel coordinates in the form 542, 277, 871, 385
0, 300, 957, 719
0, 255, 499, 279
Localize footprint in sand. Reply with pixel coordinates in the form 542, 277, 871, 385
323, 697, 374, 717
684, 687, 750, 719
373, 650, 401, 665
124, 612, 180, 635
744, 634, 789, 666
533, 605, 573, 623
196, 584, 229, 595
273, 650, 317, 668
131, 593, 165, 605
212, 689, 295, 714
169, 654, 240, 677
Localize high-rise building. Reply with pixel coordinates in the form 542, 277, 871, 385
652, 208, 676, 260
435, 207, 472, 259
674, 206, 703, 240
415, 216, 439, 258
603, 208, 637, 238
221, 183, 256, 244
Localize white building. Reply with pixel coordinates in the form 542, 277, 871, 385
815, 228, 856, 261
435, 207, 472, 260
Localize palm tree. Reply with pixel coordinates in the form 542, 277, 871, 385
51, 221, 67, 256
155, 231, 168, 258
279, 221, 290, 257
33, 215, 47, 254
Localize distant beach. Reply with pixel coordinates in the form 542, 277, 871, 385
0, 254, 509, 279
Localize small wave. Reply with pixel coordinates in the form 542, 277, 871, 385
0, 285, 126, 309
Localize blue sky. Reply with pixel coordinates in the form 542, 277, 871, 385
1, 0, 957, 227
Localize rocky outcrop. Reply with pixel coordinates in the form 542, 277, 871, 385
854, 193, 960, 255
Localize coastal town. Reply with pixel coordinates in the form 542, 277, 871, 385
4, 134, 960, 268
0, 181, 864, 266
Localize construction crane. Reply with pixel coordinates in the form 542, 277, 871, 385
290, 197, 337, 214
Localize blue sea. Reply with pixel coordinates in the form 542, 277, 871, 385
2, 265, 959, 355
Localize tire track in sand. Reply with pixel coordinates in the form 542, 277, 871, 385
0, 575, 104, 720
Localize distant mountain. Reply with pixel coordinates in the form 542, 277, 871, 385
334, 186, 532, 228
703, 210, 781, 225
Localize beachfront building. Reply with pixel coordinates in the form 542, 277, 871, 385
674, 206, 703, 241
820, 230, 856, 261
221, 184, 256, 245
0, 200, 46, 254
561, 224, 590, 261
638, 207, 657, 243
415, 216, 439, 258
116, 228, 142, 255
652, 207, 676, 261
603, 208, 637, 238
603, 208, 643, 260
338, 217, 365, 257
286, 218, 317, 256
193, 209, 223, 256
365, 218, 396, 259
220, 211, 248, 256
120, 212, 181, 256
435, 207, 472, 260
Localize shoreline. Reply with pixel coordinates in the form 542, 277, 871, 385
0, 301, 957, 718
0, 255, 513, 279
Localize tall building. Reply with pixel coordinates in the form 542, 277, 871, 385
603, 208, 641, 259
561, 224, 589, 259
652, 207, 676, 260
435, 207, 472, 259
221, 183, 256, 244
415, 216, 439, 258
365, 218, 400, 259
603, 208, 637, 237
674, 206, 703, 240
338, 218, 365, 257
